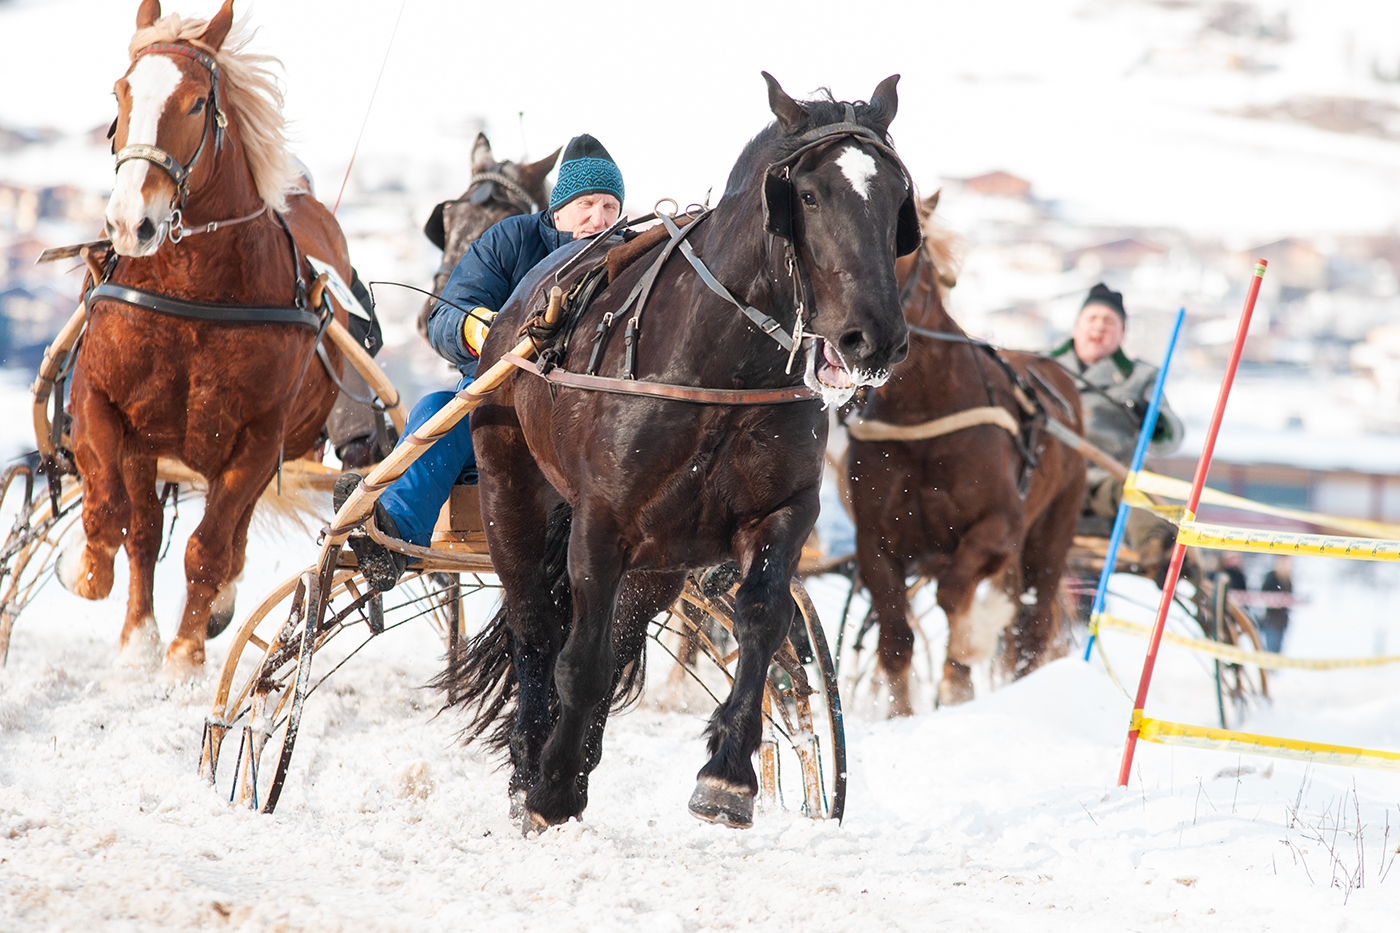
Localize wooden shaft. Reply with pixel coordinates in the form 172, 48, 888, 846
323, 318, 408, 433
320, 287, 564, 552
31, 301, 89, 461
1042, 417, 1129, 482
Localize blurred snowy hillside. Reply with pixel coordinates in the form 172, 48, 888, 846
3, 0, 1400, 472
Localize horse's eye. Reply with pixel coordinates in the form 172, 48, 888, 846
189, 98, 206, 115
800, 192, 817, 208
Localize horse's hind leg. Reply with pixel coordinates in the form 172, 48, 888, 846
938, 519, 1016, 705
114, 454, 163, 666
61, 383, 128, 604
1009, 485, 1080, 678
861, 547, 915, 717
691, 496, 817, 828
524, 501, 627, 827
573, 570, 685, 808
166, 424, 279, 674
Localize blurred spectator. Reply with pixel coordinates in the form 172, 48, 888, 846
1258, 556, 1293, 654
1220, 552, 1248, 596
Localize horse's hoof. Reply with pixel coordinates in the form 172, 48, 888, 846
508, 791, 526, 822
56, 536, 113, 601
207, 580, 238, 638
162, 640, 205, 680
688, 777, 754, 828
115, 617, 161, 670
520, 809, 551, 838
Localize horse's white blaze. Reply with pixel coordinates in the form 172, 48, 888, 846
106, 55, 182, 255
836, 145, 878, 200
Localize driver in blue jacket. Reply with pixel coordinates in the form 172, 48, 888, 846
335, 135, 624, 590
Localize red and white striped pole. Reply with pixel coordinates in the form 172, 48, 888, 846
1116, 259, 1268, 787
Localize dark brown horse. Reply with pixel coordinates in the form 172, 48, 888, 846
847, 193, 1085, 714
59, 0, 353, 674
446, 75, 918, 829
415, 134, 558, 335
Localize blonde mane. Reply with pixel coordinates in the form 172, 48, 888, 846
128, 13, 296, 213
919, 201, 965, 301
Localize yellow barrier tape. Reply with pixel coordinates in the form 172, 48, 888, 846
1096, 614, 1400, 669
1177, 521, 1400, 561
1130, 711, 1400, 772
1127, 471, 1400, 539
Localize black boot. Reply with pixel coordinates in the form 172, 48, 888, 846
333, 473, 409, 592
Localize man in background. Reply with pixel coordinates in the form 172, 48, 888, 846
1050, 283, 1185, 572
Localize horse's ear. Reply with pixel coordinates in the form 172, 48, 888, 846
424, 201, 448, 251
136, 0, 160, 28
923, 189, 941, 215
762, 72, 807, 131
471, 133, 495, 174
867, 74, 900, 132
519, 147, 561, 202
199, 0, 235, 52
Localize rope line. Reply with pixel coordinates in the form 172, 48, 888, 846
332, 0, 410, 215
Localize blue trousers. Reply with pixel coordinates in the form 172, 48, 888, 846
378, 388, 477, 547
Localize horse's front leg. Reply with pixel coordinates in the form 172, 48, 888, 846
165, 422, 280, 675
691, 495, 818, 828
61, 380, 129, 605
524, 503, 625, 828
115, 453, 163, 665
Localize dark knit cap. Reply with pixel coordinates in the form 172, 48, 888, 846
549, 134, 625, 212
1081, 282, 1126, 321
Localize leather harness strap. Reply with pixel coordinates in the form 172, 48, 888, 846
502, 352, 816, 405
847, 407, 1019, 442
661, 211, 794, 353
85, 283, 323, 329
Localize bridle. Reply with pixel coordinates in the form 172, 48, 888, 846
110, 41, 266, 246
760, 105, 921, 373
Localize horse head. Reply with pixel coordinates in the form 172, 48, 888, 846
755, 73, 917, 403
417, 134, 559, 334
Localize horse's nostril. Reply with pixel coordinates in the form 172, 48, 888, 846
839, 330, 866, 355
137, 217, 156, 241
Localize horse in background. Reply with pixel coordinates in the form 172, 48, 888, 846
446, 74, 917, 830
60, 0, 354, 674
847, 192, 1085, 714
415, 135, 558, 335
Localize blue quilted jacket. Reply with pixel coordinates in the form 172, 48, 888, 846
427, 210, 573, 379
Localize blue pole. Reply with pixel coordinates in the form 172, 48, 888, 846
1083, 307, 1186, 661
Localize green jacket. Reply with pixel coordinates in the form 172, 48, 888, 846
1049, 338, 1183, 469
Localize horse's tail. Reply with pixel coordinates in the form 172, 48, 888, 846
431, 501, 574, 753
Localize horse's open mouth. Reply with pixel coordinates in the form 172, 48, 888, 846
813, 340, 854, 390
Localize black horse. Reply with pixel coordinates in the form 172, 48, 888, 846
442, 73, 918, 830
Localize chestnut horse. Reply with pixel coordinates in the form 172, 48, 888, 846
415, 134, 558, 335
847, 193, 1085, 713
445, 75, 917, 829
60, 0, 353, 674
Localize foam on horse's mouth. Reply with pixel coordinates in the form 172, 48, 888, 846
803, 338, 893, 409
815, 340, 855, 390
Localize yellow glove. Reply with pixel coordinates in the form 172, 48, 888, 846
463, 308, 496, 355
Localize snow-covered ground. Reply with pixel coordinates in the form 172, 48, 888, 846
7, 1, 1400, 929
3, 486, 1400, 931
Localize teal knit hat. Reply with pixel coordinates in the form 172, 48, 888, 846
549, 134, 624, 211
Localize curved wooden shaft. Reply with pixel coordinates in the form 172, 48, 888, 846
322, 287, 564, 552
30, 302, 88, 462
323, 318, 407, 434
